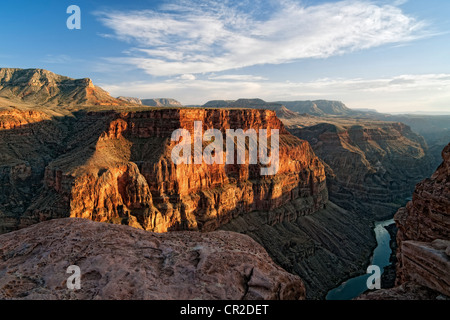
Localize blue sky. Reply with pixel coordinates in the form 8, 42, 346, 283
1, 0, 450, 113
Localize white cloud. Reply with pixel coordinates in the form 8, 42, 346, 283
178, 73, 196, 80
96, 0, 428, 76
208, 74, 268, 81
100, 73, 450, 113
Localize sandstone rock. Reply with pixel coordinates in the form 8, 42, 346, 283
357, 281, 446, 300
0, 218, 305, 300
10, 108, 327, 235
393, 142, 450, 298
431, 239, 450, 251
400, 240, 450, 296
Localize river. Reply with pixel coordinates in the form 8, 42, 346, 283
325, 218, 395, 300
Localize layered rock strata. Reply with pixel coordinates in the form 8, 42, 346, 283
0, 218, 305, 300
359, 143, 450, 300
288, 121, 434, 219
394, 143, 450, 295
1, 108, 327, 234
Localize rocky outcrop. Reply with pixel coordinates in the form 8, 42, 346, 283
0, 109, 68, 234
288, 119, 434, 219
399, 240, 450, 296
357, 281, 447, 300
0, 218, 305, 300
394, 143, 450, 296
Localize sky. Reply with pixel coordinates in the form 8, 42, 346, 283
1, 0, 450, 113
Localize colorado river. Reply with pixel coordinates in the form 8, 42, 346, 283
325, 218, 395, 300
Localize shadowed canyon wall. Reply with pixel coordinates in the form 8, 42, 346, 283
288, 121, 434, 219
1, 108, 327, 234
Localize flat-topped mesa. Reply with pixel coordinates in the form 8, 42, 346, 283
20, 108, 328, 233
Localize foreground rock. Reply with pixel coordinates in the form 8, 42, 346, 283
357, 281, 447, 300
0, 218, 305, 300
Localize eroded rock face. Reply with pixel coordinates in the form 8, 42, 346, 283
0, 218, 305, 300
2, 108, 327, 234
0, 110, 67, 234
399, 240, 450, 296
394, 143, 450, 297
289, 120, 434, 219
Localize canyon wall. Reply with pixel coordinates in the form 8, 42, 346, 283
1, 108, 327, 234
288, 120, 434, 219
359, 143, 449, 299
394, 142, 450, 296
221, 201, 376, 299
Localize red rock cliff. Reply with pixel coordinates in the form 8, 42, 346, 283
17, 108, 327, 233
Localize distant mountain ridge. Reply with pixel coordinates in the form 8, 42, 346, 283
116, 96, 184, 108
117, 96, 143, 105
141, 98, 183, 108
275, 100, 354, 116
0, 68, 125, 108
203, 98, 282, 110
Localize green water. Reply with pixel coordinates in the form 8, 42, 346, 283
325, 218, 395, 300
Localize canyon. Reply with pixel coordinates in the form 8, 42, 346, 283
0, 68, 445, 300
359, 143, 450, 299
285, 116, 434, 220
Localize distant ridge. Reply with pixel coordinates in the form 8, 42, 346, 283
274, 100, 354, 116
202, 98, 362, 118
0, 68, 126, 108
117, 96, 142, 105
202, 98, 291, 118
141, 98, 183, 108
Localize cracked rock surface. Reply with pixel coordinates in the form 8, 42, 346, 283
0, 218, 305, 300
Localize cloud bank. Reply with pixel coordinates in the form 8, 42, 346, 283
97, 0, 427, 76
